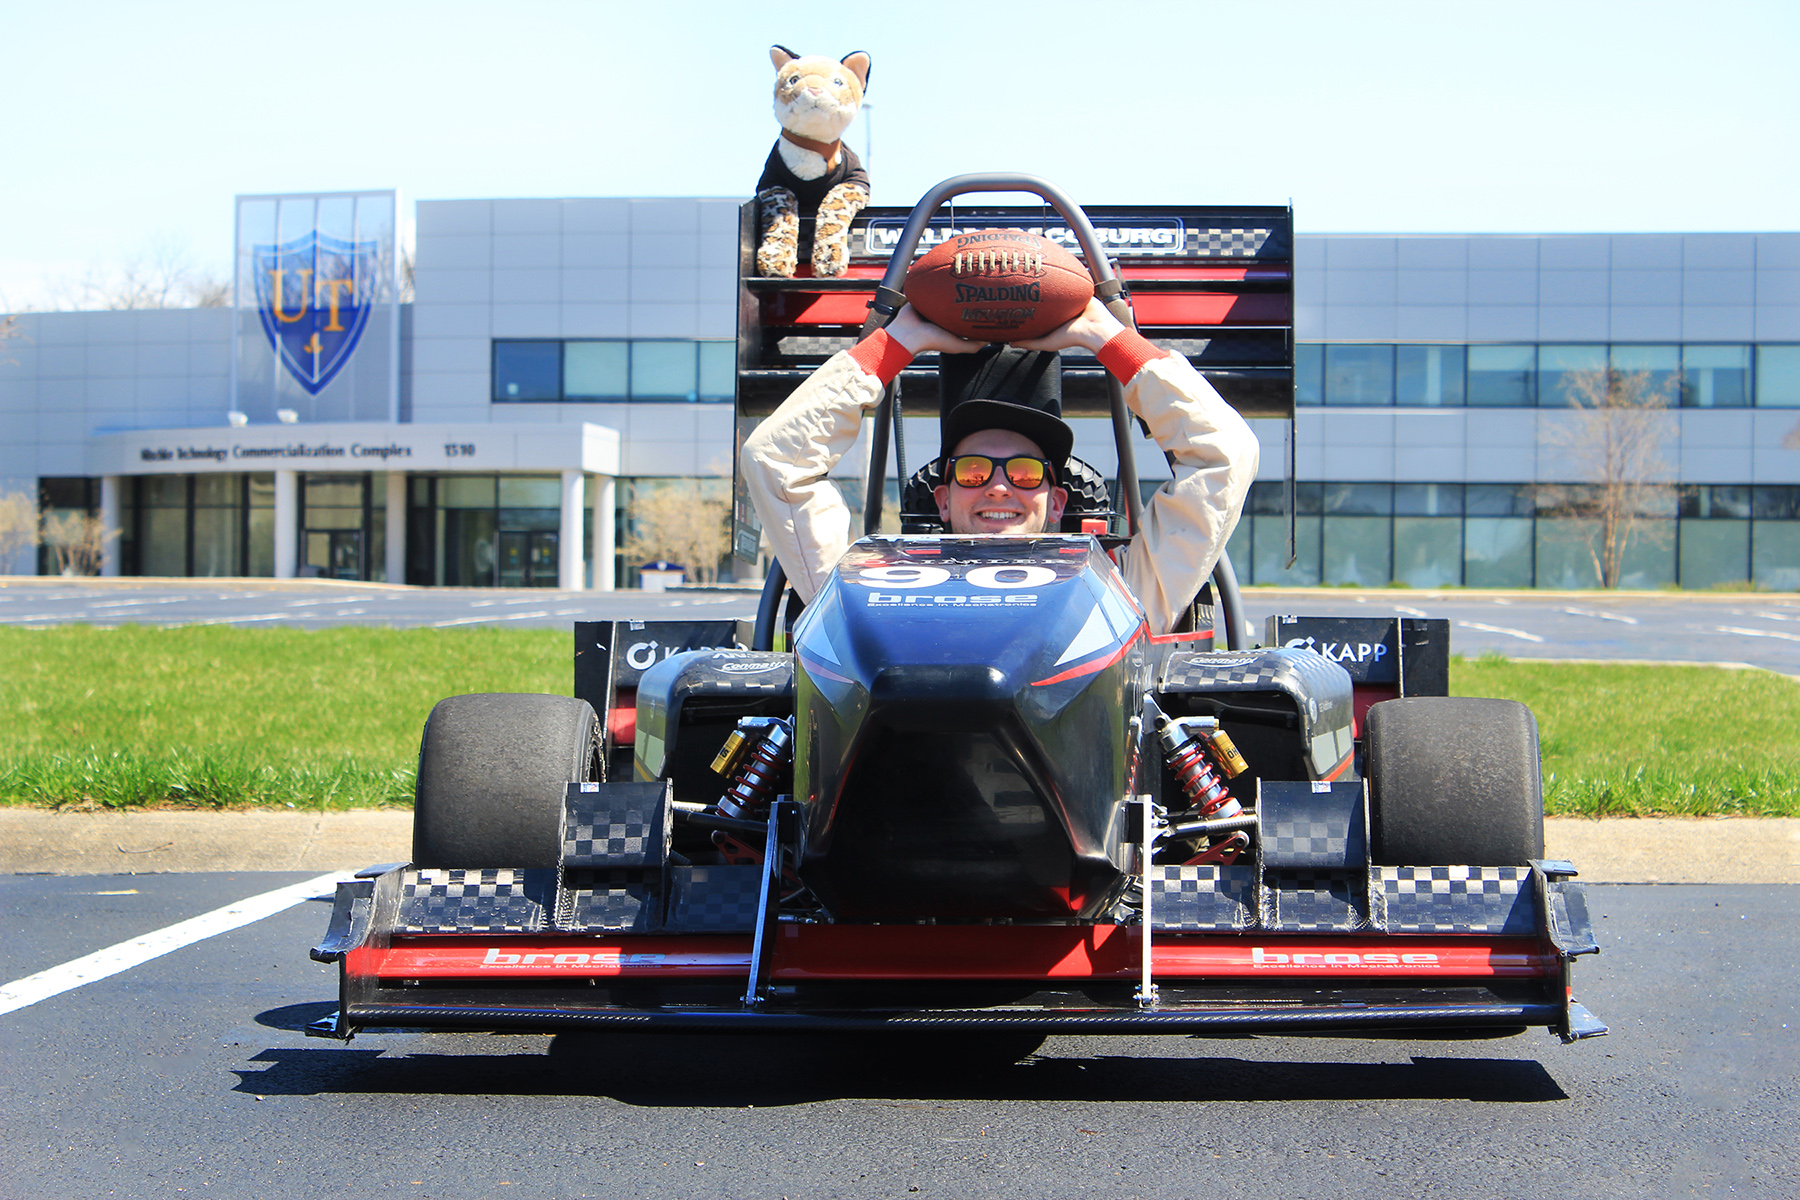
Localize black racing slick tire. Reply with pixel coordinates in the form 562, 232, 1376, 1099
412, 693, 602, 869
1366, 697, 1545, 866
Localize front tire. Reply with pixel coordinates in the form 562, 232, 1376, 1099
412, 693, 601, 868
1366, 697, 1545, 866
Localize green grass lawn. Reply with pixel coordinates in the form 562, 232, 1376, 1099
1, 627, 1796, 816
0, 626, 566, 809
1450, 654, 1800, 817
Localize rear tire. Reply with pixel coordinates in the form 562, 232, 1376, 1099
412, 693, 601, 868
1366, 697, 1544, 866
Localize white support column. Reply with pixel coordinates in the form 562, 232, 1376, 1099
99, 476, 121, 577
274, 470, 298, 579
558, 469, 586, 591
591, 474, 616, 591
384, 471, 406, 585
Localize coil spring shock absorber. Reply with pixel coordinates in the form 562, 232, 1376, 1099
1156, 714, 1251, 864
708, 717, 793, 864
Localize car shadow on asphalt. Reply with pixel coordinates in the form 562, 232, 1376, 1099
233, 1027, 1569, 1105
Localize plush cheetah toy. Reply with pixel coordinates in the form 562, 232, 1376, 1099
755, 46, 871, 278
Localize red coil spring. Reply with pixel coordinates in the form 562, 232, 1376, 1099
1165, 731, 1242, 820
717, 724, 792, 821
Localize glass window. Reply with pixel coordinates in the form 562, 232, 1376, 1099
304, 475, 363, 510
249, 474, 275, 509
1534, 517, 1601, 588
1753, 522, 1800, 590
1322, 516, 1391, 585
1323, 483, 1392, 516
1393, 517, 1462, 587
1611, 345, 1681, 407
1464, 518, 1533, 587
1324, 345, 1394, 406
1467, 345, 1536, 406
1753, 485, 1800, 520
1679, 521, 1749, 588
1395, 345, 1465, 406
1680, 485, 1753, 520
140, 507, 187, 577
1224, 518, 1251, 583
631, 341, 698, 400
1295, 344, 1323, 407
1466, 483, 1534, 517
193, 474, 240, 506
494, 341, 561, 402
564, 342, 629, 399
498, 476, 562, 509
1537, 345, 1608, 408
441, 475, 497, 509
142, 475, 187, 507
1252, 514, 1321, 585
192, 508, 241, 577
1682, 345, 1751, 407
1394, 482, 1463, 516
699, 342, 735, 400
1756, 346, 1800, 406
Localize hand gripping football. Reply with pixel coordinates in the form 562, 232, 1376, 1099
905, 228, 1095, 342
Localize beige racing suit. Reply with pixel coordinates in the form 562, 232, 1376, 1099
741, 328, 1259, 636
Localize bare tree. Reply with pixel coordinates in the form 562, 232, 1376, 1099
0, 492, 36, 568
38, 239, 228, 310
39, 510, 117, 576
1540, 367, 1680, 587
621, 482, 731, 585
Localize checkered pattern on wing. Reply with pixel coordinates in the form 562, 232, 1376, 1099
1374, 866, 1537, 934
559, 869, 662, 933
664, 865, 764, 933
776, 335, 858, 359
398, 868, 546, 933
1264, 871, 1366, 932
1194, 227, 1272, 257
1149, 864, 1256, 930
564, 811, 654, 866
1267, 817, 1349, 867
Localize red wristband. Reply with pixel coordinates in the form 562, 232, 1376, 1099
847, 328, 915, 385
1096, 329, 1170, 383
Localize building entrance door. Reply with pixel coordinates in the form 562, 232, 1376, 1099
306, 529, 364, 579
499, 530, 558, 588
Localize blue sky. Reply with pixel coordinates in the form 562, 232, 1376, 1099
3, 0, 1795, 309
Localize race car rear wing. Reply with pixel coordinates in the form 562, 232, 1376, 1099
729, 188, 1296, 568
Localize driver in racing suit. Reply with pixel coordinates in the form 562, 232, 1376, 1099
741, 298, 1258, 635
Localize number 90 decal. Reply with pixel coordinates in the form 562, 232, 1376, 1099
848, 564, 1058, 590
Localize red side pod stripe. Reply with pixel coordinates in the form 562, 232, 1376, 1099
1030, 628, 1144, 687
360, 931, 1554, 982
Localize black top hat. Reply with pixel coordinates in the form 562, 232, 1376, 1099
937, 346, 1073, 469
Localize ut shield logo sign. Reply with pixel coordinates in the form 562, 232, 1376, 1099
253, 232, 378, 394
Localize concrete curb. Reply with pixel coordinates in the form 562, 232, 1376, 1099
1, 809, 1794, 883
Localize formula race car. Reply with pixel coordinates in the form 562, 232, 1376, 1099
308, 177, 1604, 1050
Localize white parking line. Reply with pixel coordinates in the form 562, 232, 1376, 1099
0, 873, 342, 1016
1751, 610, 1800, 623
1560, 607, 1640, 625
1714, 625, 1800, 643
192, 613, 290, 625
1457, 620, 1546, 643
87, 596, 192, 610
1392, 605, 1429, 618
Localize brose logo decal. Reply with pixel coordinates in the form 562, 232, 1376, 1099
1251, 947, 1441, 969
481, 948, 665, 968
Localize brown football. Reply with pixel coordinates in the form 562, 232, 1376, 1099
905, 228, 1094, 342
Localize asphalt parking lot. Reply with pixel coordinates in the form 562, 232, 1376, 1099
2, 577, 1797, 676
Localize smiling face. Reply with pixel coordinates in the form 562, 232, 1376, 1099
933, 429, 1069, 536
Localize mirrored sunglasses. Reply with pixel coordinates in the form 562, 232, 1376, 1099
948, 454, 1054, 490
